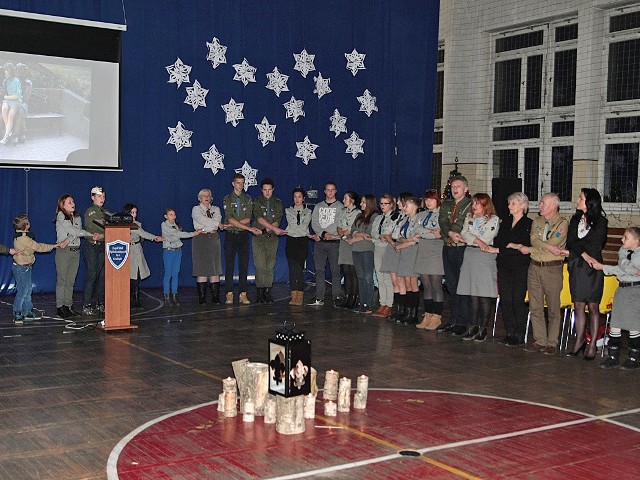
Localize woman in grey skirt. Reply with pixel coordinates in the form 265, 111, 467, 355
371, 195, 397, 318
123, 203, 163, 309
192, 188, 224, 304
336, 191, 360, 308
393, 197, 422, 325
453, 193, 500, 341
380, 192, 412, 320
414, 190, 444, 330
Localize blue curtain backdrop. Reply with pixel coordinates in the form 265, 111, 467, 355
0, 0, 439, 294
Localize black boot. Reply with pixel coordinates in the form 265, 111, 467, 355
171, 294, 180, 306
209, 282, 220, 304
336, 294, 350, 308
264, 287, 273, 303
196, 282, 207, 305
394, 295, 408, 324
621, 337, 640, 370
133, 286, 142, 310
256, 288, 265, 304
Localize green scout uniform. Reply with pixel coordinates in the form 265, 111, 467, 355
252, 195, 283, 288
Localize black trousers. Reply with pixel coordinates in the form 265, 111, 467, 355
224, 231, 250, 293
286, 236, 308, 291
498, 266, 529, 340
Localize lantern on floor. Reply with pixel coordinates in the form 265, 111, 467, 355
268, 324, 311, 397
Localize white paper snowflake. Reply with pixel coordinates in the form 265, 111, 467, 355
357, 89, 378, 117
233, 58, 257, 86
184, 80, 208, 111
206, 37, 227, 69
221, 98, 245, 127
345, 49, 366, 76
293, 49, 316, 78
255, 117, 276, 147
313, 73, 332, 99
329, 109, 348, 138
167, 121, 193, 152
295, 136, 319, 165
344, 131, 365, 159
234, 161, 258, 191
202, 144, 225, 175
265, 67, 290, 97
166, 58, 192, 88
283, 96, 305, 123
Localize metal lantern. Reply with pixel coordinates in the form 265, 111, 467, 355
268, 324, 311, 397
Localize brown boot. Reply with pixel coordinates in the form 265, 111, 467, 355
416, 312, 432, 329
425, 314, 442, 331
289, 291, 296, 305
371, 305, 387, 318
239, 292, 251, 305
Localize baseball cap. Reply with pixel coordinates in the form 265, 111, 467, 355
91, 186, 105, 195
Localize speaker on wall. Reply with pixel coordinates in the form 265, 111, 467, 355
492, 178, 522, 221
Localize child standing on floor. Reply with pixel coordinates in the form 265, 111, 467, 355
12, 214, 67, 323
590, 227, 640, 370
161, 208, 202, 306
123, 203, 163, 309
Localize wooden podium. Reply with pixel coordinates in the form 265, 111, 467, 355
99, 223, 138, 331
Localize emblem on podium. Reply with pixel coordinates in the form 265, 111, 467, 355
106, 240, 129, 270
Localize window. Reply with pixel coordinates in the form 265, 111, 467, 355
431, 152, 442, 192
551, 146, 573, 202
433, 131, 443, 145
491, 21, 577, 205
553, 49, 577, 107
552, 121, 574, 137
607, 38, 640, 102
604, 144, 638, 203
435, 70, 444, 119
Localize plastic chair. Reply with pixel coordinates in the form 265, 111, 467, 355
558, 264, 575, 351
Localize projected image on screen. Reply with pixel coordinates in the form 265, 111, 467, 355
0, 55, 89, 159
0, 13, 122, 170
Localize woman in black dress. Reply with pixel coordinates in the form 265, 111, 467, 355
487, 192, 532, 346
560, 188, 608, 360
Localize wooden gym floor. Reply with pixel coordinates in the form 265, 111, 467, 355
0, 284, 639, 479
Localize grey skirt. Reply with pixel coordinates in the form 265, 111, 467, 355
610, 285, 640, 331
397, 244, 419, 277
192, 233, 223, 276
414, 238, 444, 275
380, 244, 400, 274
456, 247, 498, 297
338, 239, 354, 265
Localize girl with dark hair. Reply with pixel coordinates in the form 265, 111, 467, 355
54, 195, 100, 318
380, 192, 413, 321
454, 193, 500, 341
346, 194, 378, 313
414, 190, 444, 330
336, 191, 361, 308
559, 188, 608, 360
285, 187, 312, 305
393, 197, 423, 324
123, 203, 162, 309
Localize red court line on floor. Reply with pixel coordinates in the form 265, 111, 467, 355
108, 390, 640, 479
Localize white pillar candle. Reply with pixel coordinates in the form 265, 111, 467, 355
264, 395, 277, 424
354, 375, 368, 409
323, 369, 339, 401
337, 377, 351, 412
242, 399, 255, 422
223, 390, 237, 417
304, 394, 316, 419
217, 392, 225, 412
324, 400, 337, 417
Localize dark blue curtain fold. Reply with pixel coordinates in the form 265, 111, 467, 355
0, 0, 438, 294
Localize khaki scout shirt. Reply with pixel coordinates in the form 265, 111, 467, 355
252, 196, 283, 232
84, 204, 105, 235
223, 191, 253, 232
438, 196, 472, 246
530, 212, 568, 262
